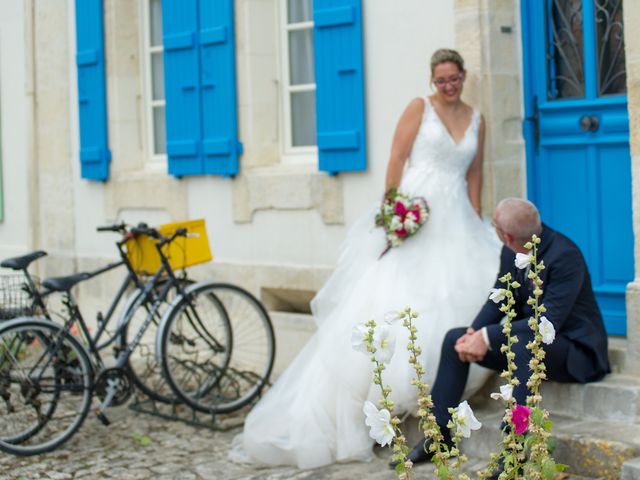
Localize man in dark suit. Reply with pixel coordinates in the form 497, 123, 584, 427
392, 198, 610, 474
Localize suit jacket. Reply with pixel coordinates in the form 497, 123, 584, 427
471, 224, 610, 383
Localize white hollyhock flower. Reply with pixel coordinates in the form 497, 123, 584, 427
538, 316, 556, 345
488, 288, 506, 303
363, 401, 395, 447
454, 401, 482, 438
515, 253, 531, 270
384, 311, 401, 324
350, 323, 369, 354
372, 325, 396, 364
490, 384, 514, 402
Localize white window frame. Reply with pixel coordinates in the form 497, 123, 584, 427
140, 0, 167, 168
278, 0, 317, 164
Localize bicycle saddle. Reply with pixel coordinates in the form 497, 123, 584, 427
1, 251, 47, 270
42, 272, 91, 292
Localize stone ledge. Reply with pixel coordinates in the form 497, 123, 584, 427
623, 457, 640, 480
231, 165, 344, 225
104, 170, 188, 221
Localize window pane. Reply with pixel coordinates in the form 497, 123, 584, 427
287, 0, 312, 24
595, 0, 626, 96
151, 52, 165, 101
546, 0, 585, 99
289, 29, 314, 85
291, 91, 316, 147
153, 106, 166, 155
150, 0, 163, 47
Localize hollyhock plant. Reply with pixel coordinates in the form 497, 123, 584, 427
511, 405, 532, 435
375, 189, 429, 258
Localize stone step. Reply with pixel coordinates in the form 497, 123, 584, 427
475, 372, 640, 423
540, 373, 640, 423
623, 457, 640, 480
268, 311, 316, 378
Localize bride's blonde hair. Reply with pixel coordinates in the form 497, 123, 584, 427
430, 48, 465, 77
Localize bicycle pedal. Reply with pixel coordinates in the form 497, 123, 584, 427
95, 409, 111, 426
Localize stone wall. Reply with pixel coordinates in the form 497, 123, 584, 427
454, 0, 526, 215
623, 0, 640, 373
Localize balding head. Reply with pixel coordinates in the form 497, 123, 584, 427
494, 198, 542, 244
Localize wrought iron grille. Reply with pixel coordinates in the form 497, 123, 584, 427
547, 0, 585, 99
595, 0, 626, 95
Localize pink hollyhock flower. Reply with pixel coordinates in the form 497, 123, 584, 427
511, 405, 531, 435
395, 228, 408, 238
394, 201, 407, 216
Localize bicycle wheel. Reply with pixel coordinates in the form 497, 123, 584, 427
160, 283, 275, 414
0, 328, 58, 444
119, 278, 193, 404
0, 318, 92, 455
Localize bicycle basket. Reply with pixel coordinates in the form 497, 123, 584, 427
0, 274, 42, 320
125, 218, 213, 275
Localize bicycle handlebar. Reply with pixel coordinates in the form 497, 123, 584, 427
96, 223, 127, 233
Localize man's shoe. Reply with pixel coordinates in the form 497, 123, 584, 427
388, 439, 432, 469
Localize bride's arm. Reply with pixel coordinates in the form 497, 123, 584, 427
466, 114, 486, 216
384, 98, 424, 192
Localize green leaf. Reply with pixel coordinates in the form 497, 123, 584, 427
132, 432, 152, 447
542, 459, 557, 479
546, 435, 556, 453
531, 407, 544, 426
555, 463, 568, 472
437, 464, 450, 480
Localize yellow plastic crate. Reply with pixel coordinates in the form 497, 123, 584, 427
125, 219, 212, 275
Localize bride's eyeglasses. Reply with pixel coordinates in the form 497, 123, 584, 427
433, 74, 463, 88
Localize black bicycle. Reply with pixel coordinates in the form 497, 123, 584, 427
0, 224, 232, 455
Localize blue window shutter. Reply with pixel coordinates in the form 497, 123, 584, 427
313, 0, 366, 174
75, 0, 111, 181
198, 0, 241, 176
162, 0, 203, 177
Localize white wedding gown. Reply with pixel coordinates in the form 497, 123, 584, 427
230, 98, 501, 469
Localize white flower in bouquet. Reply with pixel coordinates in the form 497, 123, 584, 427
488, 288, 506, 303
372, 325, 396, 364
351, 323, 369, 354
389, 234, 402, 247
389, 215, 403, 232
363, 401, 395, 447
515, 252, 531, 270
490, 384, 514, 402
403, 215, 417, 232
538, 316, 556, 345
454, 401, 482, 438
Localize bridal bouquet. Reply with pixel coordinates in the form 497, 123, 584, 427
375, 189, 429, 258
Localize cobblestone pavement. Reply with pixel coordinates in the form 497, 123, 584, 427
0, 399, 490, 480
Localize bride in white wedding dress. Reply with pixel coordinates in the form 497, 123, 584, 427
230, 49, 501, 469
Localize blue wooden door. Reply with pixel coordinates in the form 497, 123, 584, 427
521, 0, 632, 335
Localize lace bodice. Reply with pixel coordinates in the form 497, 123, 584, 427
406, 97, 481, 178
